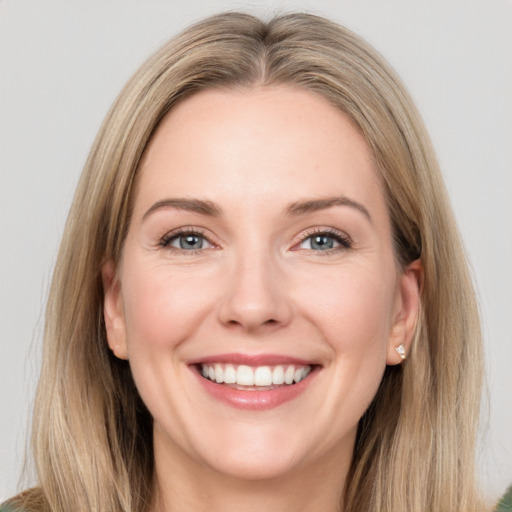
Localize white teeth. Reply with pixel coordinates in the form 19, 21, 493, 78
254, 366, 272, 386
200, 363, 312, 387
224, 364, 236, 384
214, 363, 224, 383
272, 365, 285, 385
284, 366, 295, 384
237, 365, 254, 386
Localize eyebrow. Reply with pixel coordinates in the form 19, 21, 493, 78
142, 195, 371, 222
142, 198, 222, 220
285, 196, 372, 222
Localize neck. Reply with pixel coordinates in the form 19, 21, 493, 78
150, 430, 352, 512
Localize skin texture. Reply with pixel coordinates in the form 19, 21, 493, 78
102, 86, 422, 512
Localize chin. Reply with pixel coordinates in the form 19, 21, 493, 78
205, 448, 302, 482
180, 420, 310, 481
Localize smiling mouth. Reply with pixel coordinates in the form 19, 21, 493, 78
198, 363, 313, 390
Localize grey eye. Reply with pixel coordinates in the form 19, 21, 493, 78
173, 234, 205, 250
301, 234, 338, 250
298, 230, 352, 252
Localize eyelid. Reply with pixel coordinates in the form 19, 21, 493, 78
291, 226, 353, 251
156, 225, 352, 254
158, 226, 219, 252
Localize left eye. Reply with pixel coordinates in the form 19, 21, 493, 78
162, 232, 213, 251
299, 232, 350, 251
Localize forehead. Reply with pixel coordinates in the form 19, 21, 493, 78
135, 86, 385, 216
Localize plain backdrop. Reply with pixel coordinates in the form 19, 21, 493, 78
1, 0, 511, 503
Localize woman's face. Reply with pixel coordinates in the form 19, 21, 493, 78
103, 86, 420, 481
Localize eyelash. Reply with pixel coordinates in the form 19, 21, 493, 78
159, 228, 214, 255
295, 227, 352, 253
158, 227, 352, 255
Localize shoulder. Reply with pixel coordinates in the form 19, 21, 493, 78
0, 504, 23, 512
0, 488, 47, 512
495, 484, 512, 512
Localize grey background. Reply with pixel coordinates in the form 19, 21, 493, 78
1, 0, 511, 503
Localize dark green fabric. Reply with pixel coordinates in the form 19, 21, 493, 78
496, 485, 512, 512
0, 502, 24, 512
0, 505, 18, 512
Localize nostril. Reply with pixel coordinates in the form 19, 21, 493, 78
224, 317, 279, 330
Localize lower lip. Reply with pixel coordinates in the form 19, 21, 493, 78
192, 367, 319, 410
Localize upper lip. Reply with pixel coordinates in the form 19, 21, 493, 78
188, 353, 320, 366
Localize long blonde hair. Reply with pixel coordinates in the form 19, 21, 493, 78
13, 12, 485, 512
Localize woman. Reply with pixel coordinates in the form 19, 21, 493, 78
2, 11, 489, 512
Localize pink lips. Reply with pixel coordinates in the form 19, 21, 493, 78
189, 353, 319, 410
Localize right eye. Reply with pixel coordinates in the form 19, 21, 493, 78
159, 229, 215, 253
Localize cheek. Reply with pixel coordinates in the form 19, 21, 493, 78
297, 264, 396, 355
118, 265, 220, 435
121, 264, 218, 354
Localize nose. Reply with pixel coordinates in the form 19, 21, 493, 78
217, 250, 293, 332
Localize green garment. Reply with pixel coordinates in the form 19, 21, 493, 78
496, 485, 512, 512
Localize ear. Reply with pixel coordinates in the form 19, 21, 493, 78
102, 260, 128, 360
386, 259, 423, 365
